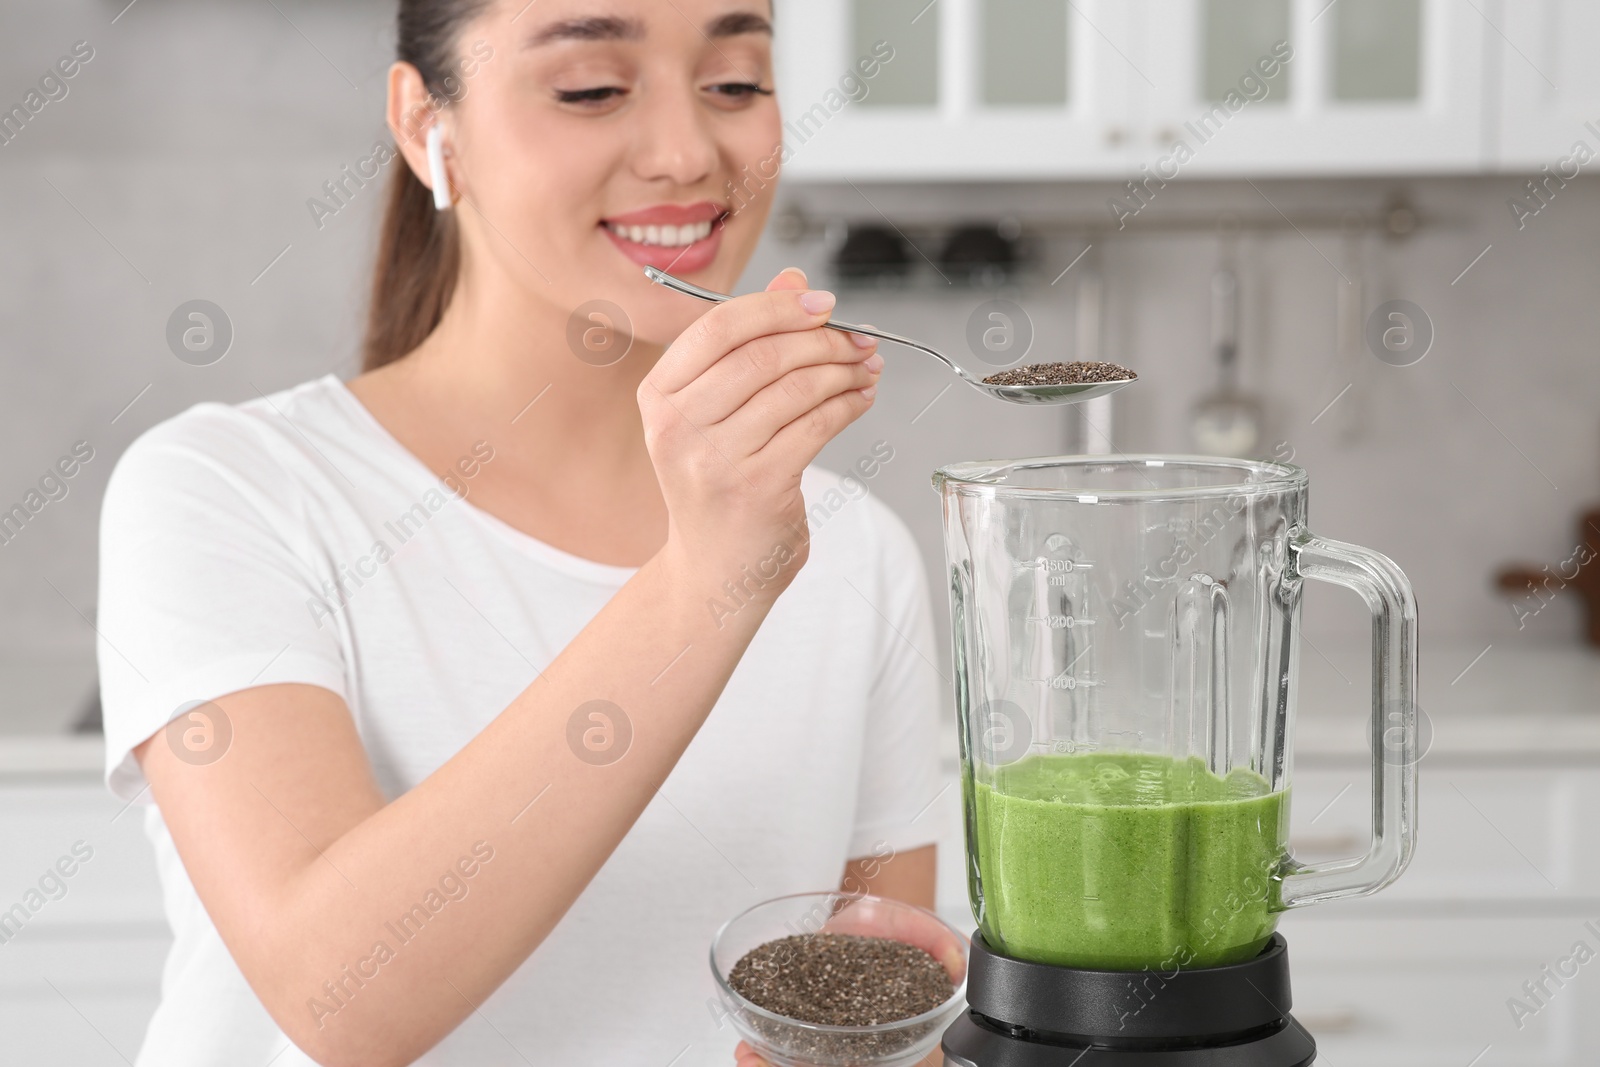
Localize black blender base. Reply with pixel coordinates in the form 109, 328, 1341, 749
941, 933, 1315, 1066
941, 1011, 1315, 1066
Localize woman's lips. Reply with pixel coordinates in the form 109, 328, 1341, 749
601, 215, 726, 274
605, 201, 726, 227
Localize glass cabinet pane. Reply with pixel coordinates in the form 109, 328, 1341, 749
982, 0, 1070, 106
1201, 0, 1291, 102
1331, 0, 1422, 101
854, 0, 941, 107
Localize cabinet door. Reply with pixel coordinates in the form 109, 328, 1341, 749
1496, 0, 1600, 168
0, 781, 167, 1064
1290, 767, 1600, 902
1132, 0, 1490, 176
774, 0, 1135, 179
1282, 914, 1600, 1067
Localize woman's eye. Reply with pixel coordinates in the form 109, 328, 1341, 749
555, 87, 627, 105
707, 83, 774, 99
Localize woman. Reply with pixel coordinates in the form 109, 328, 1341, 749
97, 0, 954, 1065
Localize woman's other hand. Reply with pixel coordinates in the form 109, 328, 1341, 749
727, 892, 962, 1067
734, 1040, 947, 1067
821, 896, 967, 988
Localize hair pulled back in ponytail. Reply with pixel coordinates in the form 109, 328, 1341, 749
362, 0, 493, 372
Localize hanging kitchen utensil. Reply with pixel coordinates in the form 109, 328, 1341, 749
1075, 265, 1114, 454
1190, 231, 1263, 456
1332, 212, 1368, 443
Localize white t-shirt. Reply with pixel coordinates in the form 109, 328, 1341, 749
97, 374, 944, 1067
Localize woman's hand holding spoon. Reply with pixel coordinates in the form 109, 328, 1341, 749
639, 267, 881, 601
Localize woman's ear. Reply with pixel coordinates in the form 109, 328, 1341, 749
387, 61, 455, 201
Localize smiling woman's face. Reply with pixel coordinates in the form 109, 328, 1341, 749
440, 0, 782, 347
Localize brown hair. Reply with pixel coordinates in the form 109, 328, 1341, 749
362, 0, 492, 372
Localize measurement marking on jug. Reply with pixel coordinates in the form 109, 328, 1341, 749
1030, 613, 1096, 630
1030, 556, 1091, 573
1045, 672, 1100, 691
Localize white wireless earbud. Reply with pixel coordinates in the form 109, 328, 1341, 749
426, 124, 452, 211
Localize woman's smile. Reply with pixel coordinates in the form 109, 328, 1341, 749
600, 199, 730, 273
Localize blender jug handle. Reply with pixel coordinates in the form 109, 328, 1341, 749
1280, 527, 1419, 910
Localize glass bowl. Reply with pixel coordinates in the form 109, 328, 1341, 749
710, 891, 969, 1067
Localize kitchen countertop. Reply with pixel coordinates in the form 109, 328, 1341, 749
2, 641, 1597, 781
0, 733, 108, 778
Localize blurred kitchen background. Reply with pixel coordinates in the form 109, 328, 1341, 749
4, 1, 1600, 1064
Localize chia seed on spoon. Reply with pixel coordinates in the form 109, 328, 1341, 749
983, 361, 1138, 387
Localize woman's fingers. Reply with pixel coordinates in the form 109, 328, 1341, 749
673, 311, 876, 432
823, 904, 968, 985
646, 282, 838, 396
733, 1040, 771, 1067
696, 328, 880, 452
717, 357, 880, 458
748, 381, 878, 482
765, 266, 809, 292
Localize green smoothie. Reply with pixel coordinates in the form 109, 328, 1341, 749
970, 752, 1285, 970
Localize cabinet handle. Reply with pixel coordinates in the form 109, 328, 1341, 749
1291, 832, 1366, 855
1297, 1008, 1363, 1034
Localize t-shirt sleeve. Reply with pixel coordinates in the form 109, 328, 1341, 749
845, 503, 947, 860
97, 408, 349, 803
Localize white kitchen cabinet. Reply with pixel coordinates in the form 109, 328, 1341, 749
1282, 914, 1600, 1066
773, 0, 1491, 180
0, 771, 168, 1065
1280, 764, 1600, 1066
1494, 0, 1600, 169
1135, 0, 1492, 176
774, 0, 1136, 180
1289, 766, 1600, 902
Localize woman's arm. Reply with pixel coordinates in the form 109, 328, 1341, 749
137, 554, 753, 1066
134, 280, 882, 1067
843, 844, 936, 910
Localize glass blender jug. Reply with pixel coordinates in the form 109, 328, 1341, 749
934, 455, 1418, 973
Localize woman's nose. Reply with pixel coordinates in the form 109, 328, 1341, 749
629, 87, 722, 187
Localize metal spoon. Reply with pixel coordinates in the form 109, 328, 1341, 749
643, 266, 1136, 407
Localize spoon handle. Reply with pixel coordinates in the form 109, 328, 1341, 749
643, 266, 970, 381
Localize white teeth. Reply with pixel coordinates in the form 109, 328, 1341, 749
607, 218, 718, 246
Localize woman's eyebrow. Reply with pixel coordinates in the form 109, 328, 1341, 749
526, 16, 646, 47
523, 11, 771, 49
706, 12, 773, 37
